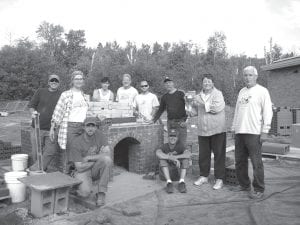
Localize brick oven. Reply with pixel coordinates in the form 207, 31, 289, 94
21, 121, 163, 174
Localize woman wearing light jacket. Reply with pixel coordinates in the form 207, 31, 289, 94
188, 73, 226, 190
50, 70, 89, 171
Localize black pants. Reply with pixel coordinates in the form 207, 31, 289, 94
198, 132, 226, 180
235, 134, 264, 193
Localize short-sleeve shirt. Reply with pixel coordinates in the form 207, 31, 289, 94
69, 130, 108, 162
116, 86, 138, 105
161, 141, 185, 155
133, 92, 159, 121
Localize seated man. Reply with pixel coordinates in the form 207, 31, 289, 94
69, 117, 112, 206
156, 129, 191, 194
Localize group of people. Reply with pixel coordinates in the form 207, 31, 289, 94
28, 65, 273, 206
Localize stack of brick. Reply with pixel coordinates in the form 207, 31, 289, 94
292, 108, 300, 124
0, 140, 21, 160
277, 107, 293, 136
225, 164, 239, 186
87, 102, 134, 118
20, 121, 64, 172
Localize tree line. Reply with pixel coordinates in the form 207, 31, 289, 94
0, 21, 293, 106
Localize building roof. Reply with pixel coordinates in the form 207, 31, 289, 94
261, 56, 300, 71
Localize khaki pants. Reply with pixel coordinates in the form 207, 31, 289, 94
75, 155, 112, 196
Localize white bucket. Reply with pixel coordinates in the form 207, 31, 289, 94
11, 154, 28, 171
4, 171, 28, 203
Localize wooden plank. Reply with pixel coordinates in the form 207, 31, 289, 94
18, 172, 81, 191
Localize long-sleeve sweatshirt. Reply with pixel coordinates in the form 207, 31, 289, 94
232, 84, 273, 135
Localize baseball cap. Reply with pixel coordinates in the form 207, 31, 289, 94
164, 76, 173, 83
84, 117, 99, 126
169, 129, 178, 137
48, 74, 60, 82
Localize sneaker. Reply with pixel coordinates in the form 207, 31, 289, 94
178, 182, 187, 193
230, 186, 251, 192
249, 191, 264, 200
166, 182, 174, 194
96, 192, 106, 206
194, 176, 208, 186
213, 179, 223, 190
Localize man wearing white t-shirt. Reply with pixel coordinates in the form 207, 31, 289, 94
133, 80, 159, 123
231, 66, 273, 200
116, 74, 138, 105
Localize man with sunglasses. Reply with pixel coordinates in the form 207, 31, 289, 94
69, 117, 111, 206
133, 80, 159, 123
28, 74, 62, 171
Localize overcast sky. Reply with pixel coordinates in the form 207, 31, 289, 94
0, 0, 299, 57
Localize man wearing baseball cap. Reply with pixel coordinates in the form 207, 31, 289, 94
152, 76, 188, 146
28, 74, 62, 171
156, 129, 191, 194
69, 117, 112, 206
231, 66, 273, 199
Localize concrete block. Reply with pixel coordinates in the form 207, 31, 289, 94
292, 124, 300, 148
31, 189, 55, 217
54, 187, 70, 214
262, 142, 290, 155
225, 165, 239, 186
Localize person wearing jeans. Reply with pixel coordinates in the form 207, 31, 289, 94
69, 117, 112, 206
188, 74, 226, 190
28, 74, 62, 171
231, 66, 273, 199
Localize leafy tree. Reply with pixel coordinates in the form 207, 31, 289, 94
36, 21, 64, 59
207, 31, 227, 65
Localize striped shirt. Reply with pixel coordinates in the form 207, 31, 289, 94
51, 90, 89, 150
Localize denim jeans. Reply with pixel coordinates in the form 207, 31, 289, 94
235, 134, 265, 192
30, 128, 60, 171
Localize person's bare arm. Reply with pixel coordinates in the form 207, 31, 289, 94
84, 146, 110, 161
156, 149, 170, 160
174, 150, 191, 159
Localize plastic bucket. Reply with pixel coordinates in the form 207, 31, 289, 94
4, 171, 28, 203
11, 154, 28, 171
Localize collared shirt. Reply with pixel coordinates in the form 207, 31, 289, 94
51, 90, 89, 150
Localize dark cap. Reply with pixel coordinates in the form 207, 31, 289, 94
168, 129, 178, 137
48, 74, 60, 82
164, 76, 173, 83
84, 117, 99, 126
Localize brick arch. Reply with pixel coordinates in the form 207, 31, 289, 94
104, 124, 164, 174
109, 132, 143, 151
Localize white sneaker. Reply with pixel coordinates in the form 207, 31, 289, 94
194, 176, 208, 186
213, 179, 223, 190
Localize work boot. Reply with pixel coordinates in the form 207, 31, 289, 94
178, 182, 187, 193
230, 185, 251, 192
96, 192, 106, 206
194, 176, 208, 186
166, 182, 174, 194
249, 191, 264, 200
213, 179, 223, 190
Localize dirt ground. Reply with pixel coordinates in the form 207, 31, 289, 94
0, 159, 299, 225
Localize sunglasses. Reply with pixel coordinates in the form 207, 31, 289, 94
49, 79, 59, 83
85, 123, 96, 127
141, 85, 148, 88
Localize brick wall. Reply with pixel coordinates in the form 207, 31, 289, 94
107, 124, 164, 174
268, 66, 300, 108
21, 122, 164, 174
